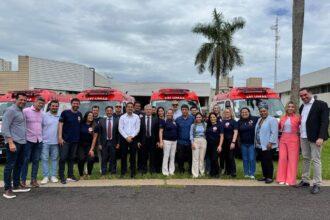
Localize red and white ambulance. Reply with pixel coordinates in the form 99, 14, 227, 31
150, 88, 202, 112
76, 88, 135, 117
211, 87, 285, 120
0, 89, 72, 159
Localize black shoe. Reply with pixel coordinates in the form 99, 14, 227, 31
130, 174, 135, 178
258, 177, 266, 181
296, 181, 310, 188
311, 185, 321, 194
265, 178, 273, 184
67, 176, 79, 182
60, 178, 67, 184
231, 174, 237, 178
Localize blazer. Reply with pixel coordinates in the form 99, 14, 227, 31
98, 116, 120, 147
279, 114, 301, 134
138, 115, 159, 145
299, 99, 329, 142
255, 115, 279, 151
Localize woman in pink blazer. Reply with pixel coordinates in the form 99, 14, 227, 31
276, 101, 301, 186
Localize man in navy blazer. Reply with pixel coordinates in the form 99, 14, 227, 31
98, 106, 120, 176
137, 104, 159, 174
297, 88, 329, 194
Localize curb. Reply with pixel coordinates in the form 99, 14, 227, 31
2, 179, 330, 187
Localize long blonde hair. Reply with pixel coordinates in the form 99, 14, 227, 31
283, 101, 299, 117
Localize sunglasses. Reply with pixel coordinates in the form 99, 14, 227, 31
172, 104, 178, 107
115, 106, 122, 108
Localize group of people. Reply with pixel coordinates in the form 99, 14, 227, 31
1, 87, 329, 199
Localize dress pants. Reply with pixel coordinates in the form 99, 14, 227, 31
162, 140, 177, 175
177, 143, 192, 172
222, 139, 236, 176
300, 138, 322, 186
101, 140, 116, 175
120, 138, 137, 176
141, 137, 156, 173
260, 148, 275, 179
276, 133, 299, 185
191, 138, 207, 177
154, 146, 163, 173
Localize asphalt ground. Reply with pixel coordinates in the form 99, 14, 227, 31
0, 186, 329, 220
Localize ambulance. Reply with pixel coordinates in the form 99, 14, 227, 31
211, 87, 285, 120
76, 88, 135, 117
150, 88, 202, 112
0, 89, 72, 159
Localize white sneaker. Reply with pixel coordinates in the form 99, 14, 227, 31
279, 182, 285, 185
51, 176, 59, 183
244, 175, 250, 178
250, 176, 255, 180
41, 177, 49, 185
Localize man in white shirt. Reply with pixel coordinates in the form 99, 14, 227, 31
119, 102, 140, 178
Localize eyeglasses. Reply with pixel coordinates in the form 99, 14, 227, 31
172, 104, 178, 107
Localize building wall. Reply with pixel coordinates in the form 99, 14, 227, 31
29, 57, 94, 92
276, 67, 330, 107
0, 58, 12, 71
246, 77, 262, 87
280, 92, 330, 107
0, 56, 29, 94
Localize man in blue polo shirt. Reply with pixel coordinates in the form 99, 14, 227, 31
175, 104, 194, 173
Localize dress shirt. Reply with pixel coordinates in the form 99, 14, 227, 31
300, 98, 314, 138
119, 113, 140, 139
42, 112, 60, 144
1, 104, 26, 144
23, 105, 43, 143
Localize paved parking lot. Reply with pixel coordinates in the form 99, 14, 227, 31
1, 186, 329, 220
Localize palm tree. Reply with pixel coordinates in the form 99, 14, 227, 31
291, 0, 305, 105
192, 9, 245, 94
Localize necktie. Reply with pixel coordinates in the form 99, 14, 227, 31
107, 118, 112, 140
147, 116, 151, 137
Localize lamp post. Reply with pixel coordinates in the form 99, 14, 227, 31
271, 16, 280, 90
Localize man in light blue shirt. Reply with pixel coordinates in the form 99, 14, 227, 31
41, 100, 60, 184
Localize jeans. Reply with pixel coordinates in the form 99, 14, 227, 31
41, 143, 59, 177
4, 142, 25, 190
21, 141, 42, 181
240, 143, 256, 176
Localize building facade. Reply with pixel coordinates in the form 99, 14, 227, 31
0, 56, 110, 94
0, 58, 12, 71
276, 67, 330, 107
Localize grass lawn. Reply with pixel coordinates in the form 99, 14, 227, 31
0, 140, 329, 181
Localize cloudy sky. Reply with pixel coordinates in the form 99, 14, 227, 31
0, 0, 329, 88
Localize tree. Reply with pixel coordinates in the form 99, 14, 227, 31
291, 0, 305, 105
192, 9, 245, 94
